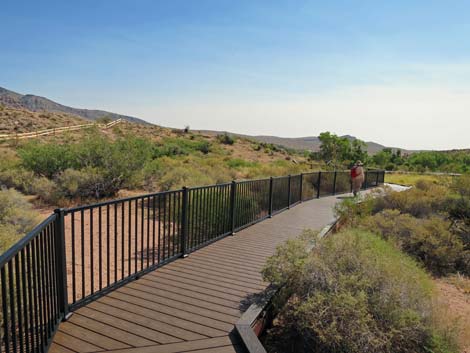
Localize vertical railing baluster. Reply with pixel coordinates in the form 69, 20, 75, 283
98, 206, 102, 291
230, 181, 237, 234
268, 177, 273, 217
181, 187, 189, 257
333, 171, 337, 195
1, 267, 10, 353
54, 209, 69, 318
287, 175, 292, 209
317, 172, 322, 198
71, 212, 76, 304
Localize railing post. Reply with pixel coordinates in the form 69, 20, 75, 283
54, 208, 69, 318
332, 171, 337, 195
299, 173, 303, 202
181, 187, 189, 257
268, 177, 273, 218
350, 171, 353, 193
287, 175, 291, 209
230, 181, 237, 235
375, 171, 379, 186
317, 172, 322, 198
364, 171, 368, 189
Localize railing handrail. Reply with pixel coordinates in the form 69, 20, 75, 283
0, 118, 123, 140
64, 170, 360, 213
0, 169, 385, 352
0, 213, 57, 267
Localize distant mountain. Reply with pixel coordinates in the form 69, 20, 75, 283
0, 87, 148, 124
198, 130, 406, 155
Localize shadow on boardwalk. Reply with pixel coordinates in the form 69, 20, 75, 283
49, 193, 359, 353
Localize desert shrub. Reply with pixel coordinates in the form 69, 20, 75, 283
17, 133, 154, 199
0, 189, 40, 254
140, 156, 236, 191
226, 158, 258, 169
360, 210, 465, 275
32, 177, 61, 204
262, 229, 458, 353
216, 133, 235, 145
0, 168, 36, 194
451, 174, 470, 198
18, 141, 73, 178
334, 196, 375, 227
374, 185, 449, 218
96, 116, 112, 124
55, 168, 112, 199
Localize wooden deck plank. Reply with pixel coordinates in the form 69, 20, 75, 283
170, 259, 265, 282
51, 194, 346, 353
87, 301, 208, 341
59, 322, 130, 350
156, 267, 262, 292
138, 275, 245, 302
137, 277, 242, 309
52, 331, 103, 353
68, 313, 156, 347
117, 286, 240, 323
126, 282, 242, 316
169, 261, 267, 285
146, 271, 251, 297
99, 336, 241, 353
98, 296, 227, 337
156, 267, 266, 292
108, 291, 235, 332
76, 306, 182, 344
49, 343, 77, 353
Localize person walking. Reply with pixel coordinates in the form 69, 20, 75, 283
351, 161, 365, 196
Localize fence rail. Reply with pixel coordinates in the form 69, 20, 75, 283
0, 169, 384, 352
0, 119, 123, 141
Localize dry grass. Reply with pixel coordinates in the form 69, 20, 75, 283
385, 172, 454, 187
0, 106, 86, 133
435, 276, 470, 353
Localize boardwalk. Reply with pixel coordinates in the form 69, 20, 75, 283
49, 194, 347, 353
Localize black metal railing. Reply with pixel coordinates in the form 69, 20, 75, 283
0, 213, 68, 353
0, 169, 384, 352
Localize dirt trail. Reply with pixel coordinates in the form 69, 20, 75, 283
435, 278, 470, 353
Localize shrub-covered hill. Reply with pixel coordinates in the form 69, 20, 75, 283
0, 109, 319, 208
0, 105, 87, 134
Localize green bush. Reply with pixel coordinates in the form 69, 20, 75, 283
216, 133, 235, 145
374, 185, 449, 218
32, 177, 61, 204
55, 168, 110, 199
262, 229, 458, 353
226, 158, 258, 169
18, 141, 73, 178
360, 210, 466, 276
153, 138, 212, 158
451, 174, 470, 198
0, 168, 36, 194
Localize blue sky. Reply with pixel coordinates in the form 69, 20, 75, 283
1, 0, 470, 149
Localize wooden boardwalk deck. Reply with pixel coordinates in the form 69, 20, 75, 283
49, 194, 346, 353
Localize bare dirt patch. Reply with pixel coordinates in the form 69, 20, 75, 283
435, 277, 470, 353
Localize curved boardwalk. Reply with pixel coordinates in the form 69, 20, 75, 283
49, 194, 346, 353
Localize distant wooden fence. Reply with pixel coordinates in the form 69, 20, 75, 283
0, 118, 123, 141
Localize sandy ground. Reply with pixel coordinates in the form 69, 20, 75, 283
39, 197, 182, 304
435, 278, 470, 353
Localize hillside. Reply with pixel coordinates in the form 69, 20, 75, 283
0, 86, 148, 124
0, 105, 88, 134
198, 130, 404, 154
